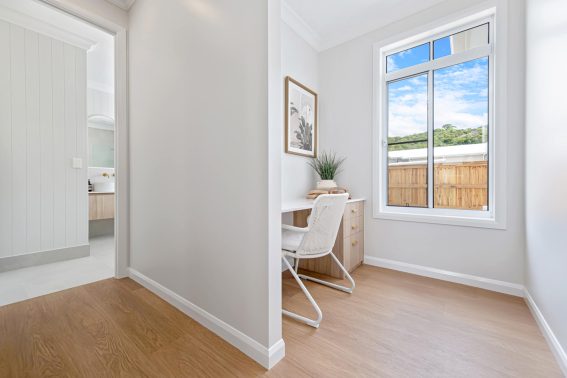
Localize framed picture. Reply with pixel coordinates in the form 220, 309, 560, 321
285, 76, 318, 157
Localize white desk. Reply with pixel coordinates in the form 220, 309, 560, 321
282, 198, 365, 213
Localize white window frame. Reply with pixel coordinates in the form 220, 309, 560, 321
373, 5, 507, 229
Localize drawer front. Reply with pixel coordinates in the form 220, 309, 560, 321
343, 215, 364, 237
344, 231, 364, 272
345, 201, 363, 219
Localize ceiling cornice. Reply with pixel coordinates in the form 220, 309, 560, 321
0, 6, 96, 50
281, 1, 322, 52
282, 0, 452, 53
104, 0, 136, 11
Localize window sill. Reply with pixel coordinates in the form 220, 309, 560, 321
373, 208, 506, 230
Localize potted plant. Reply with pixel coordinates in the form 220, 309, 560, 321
308, 151, 346, 190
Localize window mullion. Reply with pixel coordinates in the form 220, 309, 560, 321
427, 70, 434, 209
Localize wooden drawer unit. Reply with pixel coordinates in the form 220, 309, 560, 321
296, 200, 365, 279
89, 193, 115, 220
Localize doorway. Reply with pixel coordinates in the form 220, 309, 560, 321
0, 0, 123, 306
87, 25, 116, 286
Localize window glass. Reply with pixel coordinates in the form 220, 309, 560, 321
386, 43, 430, 73
433, 24, 489, 59
387, 74, 428, 207
433, 57, 489, 210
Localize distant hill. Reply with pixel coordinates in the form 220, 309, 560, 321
388, 124, 488, 151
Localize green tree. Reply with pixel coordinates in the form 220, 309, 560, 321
388, 124, 487, 151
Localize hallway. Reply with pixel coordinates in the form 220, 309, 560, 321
0, 235, 114, 307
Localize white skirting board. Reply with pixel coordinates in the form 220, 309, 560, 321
128, 268, 285, 369
364, 256, 524, 296
524, 290, 567, 376
0, 244, 90, 273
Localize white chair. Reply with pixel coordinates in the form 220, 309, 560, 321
281, 193, 355, 328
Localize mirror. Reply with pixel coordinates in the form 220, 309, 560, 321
87, 86, 115, 168
88, 116, 114, 168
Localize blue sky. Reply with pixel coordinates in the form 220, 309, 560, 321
387, 43, 488, 138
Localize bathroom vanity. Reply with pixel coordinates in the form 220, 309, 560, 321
89, 192, 115, 220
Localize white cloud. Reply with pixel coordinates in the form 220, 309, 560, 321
434, 59, 488, 129
387, 58, 489, 137
396, 85, 412, 92
386, 56, 398, 71
388, 92, 428, 137
397, 48, 412, 58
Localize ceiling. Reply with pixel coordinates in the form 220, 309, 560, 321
283, 0, 448, 51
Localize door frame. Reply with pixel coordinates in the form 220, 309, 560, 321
39, 0, 129, 278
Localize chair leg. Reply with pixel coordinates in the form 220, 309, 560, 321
282, 256, 322, 328
298, 252, 356, 294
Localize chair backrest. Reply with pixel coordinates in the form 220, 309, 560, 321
296, 193, 349, 256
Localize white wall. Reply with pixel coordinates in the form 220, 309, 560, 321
281, 21, 318, 202
318, 0, 526, 284
88, 87, 114, 120
85, 17, 114, 148
268, 0, 284, 360
87, 33, 114, 93
525, 0, 567, 366
128, 0, 281, 367
0, 20, 88, 257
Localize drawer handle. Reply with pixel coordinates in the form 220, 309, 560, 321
351, 208, 357, 213
351, 240, 358, 247
351, 225, 357, 230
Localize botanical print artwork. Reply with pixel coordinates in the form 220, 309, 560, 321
286, 77, 317, 157
289, 90, 313, 150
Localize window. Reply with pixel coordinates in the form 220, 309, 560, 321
375, 11, 504, 228
387, 43, 430, 72
433, 23, 489, 59
433, 57, 489, 210
387, 73, 429, 207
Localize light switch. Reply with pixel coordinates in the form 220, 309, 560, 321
72, 157, 83, 169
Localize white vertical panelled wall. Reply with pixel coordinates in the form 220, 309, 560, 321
0, 20, 87, 259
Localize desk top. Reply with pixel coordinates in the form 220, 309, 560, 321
282, 197, 365, 213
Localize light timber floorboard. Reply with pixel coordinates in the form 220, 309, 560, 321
0, 265, 561, 377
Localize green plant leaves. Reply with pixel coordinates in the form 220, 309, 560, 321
308, 151, 346, 180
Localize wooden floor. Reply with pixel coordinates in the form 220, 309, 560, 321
0, 265, 561, 377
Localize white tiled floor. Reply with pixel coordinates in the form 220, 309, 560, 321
0, 235, 115, 307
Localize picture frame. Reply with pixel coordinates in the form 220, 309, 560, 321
285, 76, 318, 158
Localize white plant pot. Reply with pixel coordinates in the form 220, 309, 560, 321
317, 180, 338, 190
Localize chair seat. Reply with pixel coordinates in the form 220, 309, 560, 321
282, 229, 304, 252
